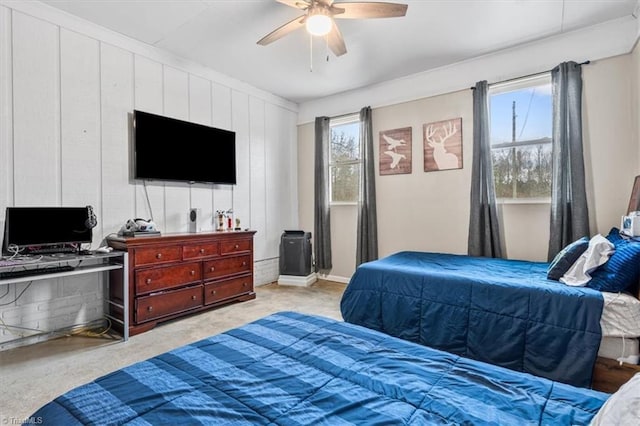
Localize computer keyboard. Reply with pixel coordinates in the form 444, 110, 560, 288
28, 246, 78, 255
0, 265, 75, 280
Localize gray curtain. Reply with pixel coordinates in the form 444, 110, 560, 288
314, 116, 332, 270
356, 106, 378, 266
468, 81, 503, 258
548, 61, 589, 260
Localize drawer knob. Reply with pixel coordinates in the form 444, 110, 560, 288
147, 306, 153, 312
191, 295, 197, 300
146, 278, 152, 284
199, 248, 205, 254
234, 244, 239, 249
156, 253, 162, 259
211, 290, 216, 295
190, 270, 195, 276
242, 261, 247, 266
243, 282, 248, 287
210, 266, 215, 272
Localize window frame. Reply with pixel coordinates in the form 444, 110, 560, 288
488, 74, 553, 204
329, 114, 361, 206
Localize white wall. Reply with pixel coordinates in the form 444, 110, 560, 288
298, 48, 639, 281
0, 3, 298, 346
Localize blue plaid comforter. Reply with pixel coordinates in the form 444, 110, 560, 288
32, 312, 607, 425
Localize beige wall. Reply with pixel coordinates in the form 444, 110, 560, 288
372, 92, 473, 259
583, 54, 637, 232
634, 40, 640, 170
298, 53, 639, 280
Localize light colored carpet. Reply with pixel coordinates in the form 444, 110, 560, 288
0, 280, 345, 423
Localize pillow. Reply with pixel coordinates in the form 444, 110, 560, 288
590, 373, 640, 425
547, 237, 590, 280
560, 234, 615, 287
589, 228, 640, 292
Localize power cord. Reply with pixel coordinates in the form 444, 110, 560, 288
71, 317, 114, 338
143, 180, 155, 222
0, 316, 34, 337
6, 244, 23, 260
0, 281, 33, 306
0, 316, 116, 340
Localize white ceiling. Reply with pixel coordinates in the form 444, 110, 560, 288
40, 0, 639, 104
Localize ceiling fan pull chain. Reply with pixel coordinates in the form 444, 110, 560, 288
310, 34, 313, 72
325, 34, 329, 62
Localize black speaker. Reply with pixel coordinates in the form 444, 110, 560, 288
279, 231, 312, 276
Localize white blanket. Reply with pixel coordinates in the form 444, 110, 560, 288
561, 234, 615, 286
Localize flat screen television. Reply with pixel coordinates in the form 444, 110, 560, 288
133, 110, 236, 185
2, 207, 93, 254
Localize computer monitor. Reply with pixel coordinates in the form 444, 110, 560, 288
2, 207, 93, 254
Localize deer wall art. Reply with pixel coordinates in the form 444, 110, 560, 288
423, 118, 463, 172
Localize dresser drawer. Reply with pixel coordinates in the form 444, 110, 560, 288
204, 275, 252, 305
136, 285, 203, 323
135, 246, 182, 266
183, 243, 219, 260
203, 254, 251, 280
135, 262, 202, 294
220, 239, 252, 255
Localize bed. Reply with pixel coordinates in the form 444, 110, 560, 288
32, 312, 610, 425
598, 291, 640, 363
340, 251, 615, 388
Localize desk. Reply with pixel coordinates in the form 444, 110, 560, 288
0, 252, 129, 344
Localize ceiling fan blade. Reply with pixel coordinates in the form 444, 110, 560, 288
332, 2, 408, 19
327, 21, 347, 57
257, 15, 306, 46
276, 0, 310, 9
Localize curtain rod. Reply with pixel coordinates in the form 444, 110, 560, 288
330, 111, 359, 120
469, 60, 591, 90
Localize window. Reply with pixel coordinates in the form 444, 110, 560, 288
330, 115, 361, 203
489, 75, 552, 201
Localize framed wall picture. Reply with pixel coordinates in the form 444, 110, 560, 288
628, 175, 640, 214
379, 127, 412, 175
423, 117, 463, 172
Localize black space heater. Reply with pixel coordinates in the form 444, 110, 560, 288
279, 230, 312, 276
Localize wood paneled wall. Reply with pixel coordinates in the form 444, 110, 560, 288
0, 5, 298, 263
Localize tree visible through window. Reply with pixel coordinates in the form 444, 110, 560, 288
330, 116, 360, 203
490, 75, 552, 200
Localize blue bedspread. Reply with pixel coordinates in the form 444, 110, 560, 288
340, 251, 604, 388
32, 312, 607, 425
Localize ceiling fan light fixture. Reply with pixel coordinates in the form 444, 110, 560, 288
306, 12, 332, 36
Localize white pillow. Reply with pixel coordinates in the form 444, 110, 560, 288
590, 373, 640, 425
561, 234, 614, 287
600, 292, 640, 338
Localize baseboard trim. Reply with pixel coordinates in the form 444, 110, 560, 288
318, 274, 350, 284
278, 273, 318, 287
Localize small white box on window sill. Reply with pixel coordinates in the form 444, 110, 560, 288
621, 212, 640, 237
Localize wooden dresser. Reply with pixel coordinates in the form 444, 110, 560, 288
107, 231, 256, 336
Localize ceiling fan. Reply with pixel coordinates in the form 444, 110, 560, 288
257, 0, 408, 57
